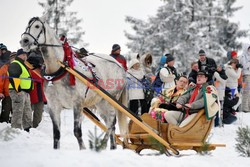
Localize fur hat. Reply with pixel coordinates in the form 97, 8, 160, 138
128, 58, 140, 69
112, 44, 121, 52
199, 49, 206, 56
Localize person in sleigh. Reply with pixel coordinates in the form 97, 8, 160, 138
164, 71, 219, 127
149, 75, 188, 122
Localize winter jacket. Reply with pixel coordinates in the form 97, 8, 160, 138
198, 57, 217, 82
0, 64, 10, 96
127, 59, 145, 100
29, 70, 47, 104
8, 57, 33, 93
225, 65, 241, 95
159, 65, 177, 90
140, 53, 153, 74
214, 71, 227, 101
188, 69, 198, 84
239, 45, 250, 75
177, 83, 209, 114
111, 54, 128, 71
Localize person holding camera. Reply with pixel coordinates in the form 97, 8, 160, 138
225, 59, 242, 96
197, 49, 217, 85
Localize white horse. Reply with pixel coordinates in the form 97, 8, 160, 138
20, 15, 128, 150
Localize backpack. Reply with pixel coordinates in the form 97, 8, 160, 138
141, 76, 154, 103
152, 67, 171, 94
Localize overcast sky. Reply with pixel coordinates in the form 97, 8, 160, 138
0, 0, 249, 54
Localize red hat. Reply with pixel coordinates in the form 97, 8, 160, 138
231, 51, 237, 58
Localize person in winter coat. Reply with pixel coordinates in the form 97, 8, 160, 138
197, 49, 217, 84
213, 65, 228, 126
214, 65, 228, 102
0, 52, 16, 123
152, 54, 178, 94
149, 75, 188, 122
223, 88, 238, 124
110, 44, 127, 71
188, 61, 199, 85
127, 58, 147, 115
239, 45, 250, 112
139, 52, 153, 75
8, 49, 33, 131
0, 44, 11, 67
27, 52, 47, 128
226, 50, 243, 94
225, 59, 242, 96
164, 71, 210, 127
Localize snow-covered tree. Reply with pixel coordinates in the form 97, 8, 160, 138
38, 0, 87, 46
125, 0, 248, 72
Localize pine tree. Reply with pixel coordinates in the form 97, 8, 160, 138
125, 0, 248, 71
235, 126, 250, 157
88, 127, 107, 152
38, 0, 87, 46
219, 0, 248, 51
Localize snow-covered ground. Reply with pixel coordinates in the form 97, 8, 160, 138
0, 110, 250, 167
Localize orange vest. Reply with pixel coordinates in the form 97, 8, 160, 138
0, 64, 10, 96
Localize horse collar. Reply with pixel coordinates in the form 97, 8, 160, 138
41, 64, 67, 82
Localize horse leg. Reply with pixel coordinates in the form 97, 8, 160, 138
109, 116, 117, 149
49, 108, 61, 149
74, 105, 85, 150
98, 100, 117, 150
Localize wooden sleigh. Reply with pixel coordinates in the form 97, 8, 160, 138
26, 60, 225, 155
118, 110, 225, 154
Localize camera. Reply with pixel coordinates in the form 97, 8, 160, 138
205, 65, 216, 73
236, 63, 243, 69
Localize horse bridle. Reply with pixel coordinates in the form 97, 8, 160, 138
22, 17, 47, 46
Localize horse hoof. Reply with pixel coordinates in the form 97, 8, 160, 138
110, 145, 117, 150
79, 145, 86, 150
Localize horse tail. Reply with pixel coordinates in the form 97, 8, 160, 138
117, 87, 128, 136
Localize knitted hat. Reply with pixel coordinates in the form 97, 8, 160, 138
199, 49, 206, 56
166, 55, 174, 63
16, 49, 27, 57
231, 51, 237, 58
0, 44, 7, 50
112, 44, 121, 52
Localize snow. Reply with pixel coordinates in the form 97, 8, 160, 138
0, 110, 250, 167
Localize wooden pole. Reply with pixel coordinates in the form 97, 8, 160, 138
57, 61, 179, 155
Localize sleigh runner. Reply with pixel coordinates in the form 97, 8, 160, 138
57, 60, 225, 155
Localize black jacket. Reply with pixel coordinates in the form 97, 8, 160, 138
198, 57, 217, 82
188, 70, 198, 84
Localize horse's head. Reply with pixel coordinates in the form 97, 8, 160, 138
20, 15, 48, 52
